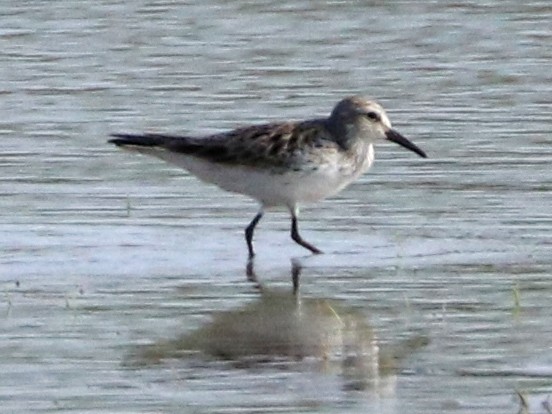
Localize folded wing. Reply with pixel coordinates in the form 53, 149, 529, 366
109, 120, 337, 169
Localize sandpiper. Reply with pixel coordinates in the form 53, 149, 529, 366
109, 96, 427, 257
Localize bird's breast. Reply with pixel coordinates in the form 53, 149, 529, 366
271, 143, 374, 205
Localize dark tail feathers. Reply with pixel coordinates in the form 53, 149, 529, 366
109, 133, 214, 159
108, 133, 178, 148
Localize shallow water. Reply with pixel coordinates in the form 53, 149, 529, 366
1, 1, 551, 413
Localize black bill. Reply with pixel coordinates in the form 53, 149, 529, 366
386, 129, 427, 158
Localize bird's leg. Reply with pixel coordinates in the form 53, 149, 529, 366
289, 206, 323, 254
245, 210, 263, 258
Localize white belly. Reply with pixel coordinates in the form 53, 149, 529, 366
133, 144, 374, 208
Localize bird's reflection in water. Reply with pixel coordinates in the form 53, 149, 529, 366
246, 257, 301, 294
128, 260, 428, 392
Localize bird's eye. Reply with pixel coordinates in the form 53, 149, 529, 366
365, 111, 380, 121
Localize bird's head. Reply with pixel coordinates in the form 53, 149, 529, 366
328, 96, 427, 158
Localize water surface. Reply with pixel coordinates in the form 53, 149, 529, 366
1, 1, 551, 413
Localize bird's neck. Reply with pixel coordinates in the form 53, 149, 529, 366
349, 140, 374, 173
325, 118, 360, 151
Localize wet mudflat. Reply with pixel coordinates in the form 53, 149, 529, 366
1, 1, 551, 413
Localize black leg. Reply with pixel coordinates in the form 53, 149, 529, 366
290, 214, 322, 254
245, 211, 263, 258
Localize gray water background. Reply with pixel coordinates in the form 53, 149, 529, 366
1, 1, 551, 413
